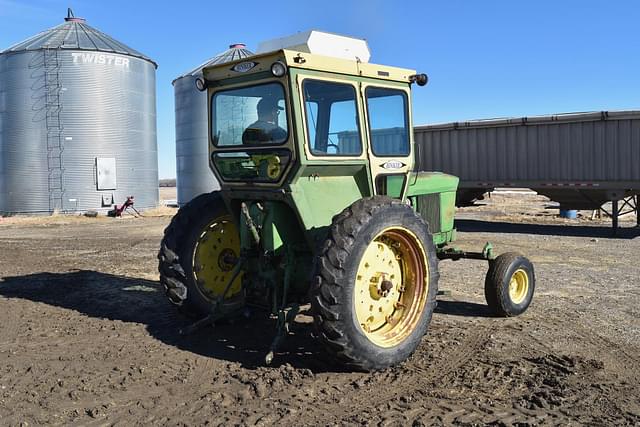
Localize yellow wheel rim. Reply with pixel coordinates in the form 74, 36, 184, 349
251, 154, 282, 180
354, 227, 429, 348
192, 215, 242, 300
508, 268, 529, 304
266, 157, 281, 179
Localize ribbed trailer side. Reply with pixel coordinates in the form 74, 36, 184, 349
415, 111, 640, 211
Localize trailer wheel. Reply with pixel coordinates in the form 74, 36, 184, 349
158, 192, 243, 318
311, 196, 439, 371
484, 252, 535, 317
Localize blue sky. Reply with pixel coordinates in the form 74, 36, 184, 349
1, 0, 638, 178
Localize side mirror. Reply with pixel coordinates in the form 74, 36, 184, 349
410, 73, 428, 86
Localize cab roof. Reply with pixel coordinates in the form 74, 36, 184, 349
202, 49, 417, 85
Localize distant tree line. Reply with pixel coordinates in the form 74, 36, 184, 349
159, 179, 176, 187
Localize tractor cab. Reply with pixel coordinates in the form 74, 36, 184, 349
203, 46, 418, 188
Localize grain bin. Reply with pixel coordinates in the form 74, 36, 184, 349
0, 9, 158, 214
173, 44, 253, 206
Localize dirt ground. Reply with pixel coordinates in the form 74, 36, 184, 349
0, 189, 639, 426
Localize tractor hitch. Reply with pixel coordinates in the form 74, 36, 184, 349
265, 303, 299, 365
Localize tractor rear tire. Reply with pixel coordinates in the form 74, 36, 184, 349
311, 196, 439, 371
158, 192, 242, 318
484, 252, 535, 317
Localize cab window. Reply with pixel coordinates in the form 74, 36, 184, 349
212, 82, 288, 147
365, 87, 409, 156
303, 80, 362, 156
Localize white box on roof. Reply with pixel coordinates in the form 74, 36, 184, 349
257, 30, 371, 63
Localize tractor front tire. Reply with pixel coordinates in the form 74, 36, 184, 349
311, 196, 439, 371
484, 252, 535, 317
158, 192, 242, 318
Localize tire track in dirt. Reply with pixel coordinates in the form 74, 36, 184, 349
405, 324, 492, 381
388, 354, 623, 425
323, 316, 640, 426
289, 325, 494, 425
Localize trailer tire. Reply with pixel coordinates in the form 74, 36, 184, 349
311, 196, 439, 371
158, 192, 242, 318
484, 252, 535, 317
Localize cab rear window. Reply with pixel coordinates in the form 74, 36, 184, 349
212, 82, 288, 147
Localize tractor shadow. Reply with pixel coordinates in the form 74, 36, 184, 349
456, 218, 640, 239
0, 270, 338, 373
434, 299, 495, 318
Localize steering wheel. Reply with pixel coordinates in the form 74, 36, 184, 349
326, 142, 340, 154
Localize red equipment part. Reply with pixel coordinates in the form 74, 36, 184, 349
108, 196, 140, 217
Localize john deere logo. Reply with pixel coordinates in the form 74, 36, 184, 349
231, 61, 258, 73
381, 160, 406, 170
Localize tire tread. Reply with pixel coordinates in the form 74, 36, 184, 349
485, 252, 535, 317
157, 192, 224, 317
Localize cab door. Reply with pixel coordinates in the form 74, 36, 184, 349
361, 83, 414, 199
288, 71, 375, 232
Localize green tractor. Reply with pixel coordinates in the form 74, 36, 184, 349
159, 38, 535, 370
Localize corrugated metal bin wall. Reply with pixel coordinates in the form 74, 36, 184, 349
174, 75, 216, 205
0, 51, 50, 212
